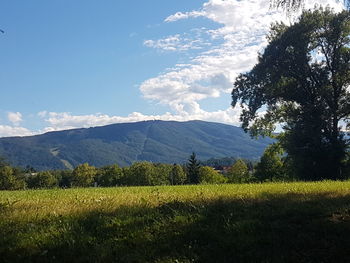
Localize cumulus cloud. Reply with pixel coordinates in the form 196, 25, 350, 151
141, 0, 344, 119
165, 11, 205, 22
36, 108, 242, 133
143, 35, 200, 51
143, 31, 211, 52
7, 112, 23, 126
3, 1, 344, 137
37, 111, 48, 118
0, 125, 34, 137
0, 107, 241, 137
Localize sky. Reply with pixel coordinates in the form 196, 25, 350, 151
0, 0, 344, 137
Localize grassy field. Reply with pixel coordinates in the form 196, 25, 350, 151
1, 182, 350, 262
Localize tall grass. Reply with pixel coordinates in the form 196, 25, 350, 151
1, 181, 350, 262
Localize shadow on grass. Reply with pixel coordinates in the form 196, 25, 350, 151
1, 192, 350, 263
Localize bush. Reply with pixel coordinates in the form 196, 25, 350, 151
71, 163, 97, 187
0, 166, 26, 190
126, 162, 158, 186
170, 164, 186, 185
199, 166, 227, 184
27, 171, 58, 189
54, 170, 73, 188
227, 159, 251, 183
254, 144, 287, 182
96, 164, 123, 187
154, 163, 173, 185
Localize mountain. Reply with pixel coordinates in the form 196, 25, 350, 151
0, 120, 274, 171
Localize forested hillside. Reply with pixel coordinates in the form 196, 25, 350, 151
0, 120, 273, 170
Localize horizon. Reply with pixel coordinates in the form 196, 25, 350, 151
0, 119, 241, 139
0, 0, 344, 137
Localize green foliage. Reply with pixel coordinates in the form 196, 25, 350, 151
71, 163, 97, 187
96, 164, 123, 187
55, 170, 73, 188
154, 163, 173, 185
0, 166, 26, 190
169, 164, 186, 185
121, 166, 131, 186
345, 155, 350, 178
27, 171, 58, 189
227, 159, 251, 183
186, 152, 201, 184
254, 143, 286, 182
232, 8, 350, 180
198, 166, 228, 184
125, 162, 158, 186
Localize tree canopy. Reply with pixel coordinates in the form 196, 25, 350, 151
227, 159, 251, 183
254, 144, 286, 182
186, 152, 201, 184
232, 8, 350, 180
170, 164, 186, 185
198, 166, 227, 184
71, 163, 97, 187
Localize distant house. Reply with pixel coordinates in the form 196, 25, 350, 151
24, 172, 38, 177
213, 166, 231, 174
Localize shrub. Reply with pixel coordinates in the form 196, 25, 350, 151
170, 164, 187, 185
227, 159, 251, 183
27, 171, 58, 189
199, 166, 227, 184
96, 164, 123, 187
71, 163, 97, 187
154, 163, 173, 185
126, 162, 158, 186
0, 166, 26, 190
254, 144, 287, 182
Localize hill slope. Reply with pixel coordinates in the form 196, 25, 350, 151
0, 120, 273, 170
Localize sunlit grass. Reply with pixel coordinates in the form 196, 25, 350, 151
2, 181, 350, 262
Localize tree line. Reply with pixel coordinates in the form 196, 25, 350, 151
1, 146, 349, 191
0, 151, 293, 190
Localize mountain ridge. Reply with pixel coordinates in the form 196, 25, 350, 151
0, 120, 273, 170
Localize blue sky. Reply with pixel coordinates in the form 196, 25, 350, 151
0, 0, 343, 137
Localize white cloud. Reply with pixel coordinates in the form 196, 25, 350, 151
2, 1, 345, 137
0, 125, 34, 137
0, 107, 242, 137
165, 11, 205, 23
7, 112, 23, 126
37, 111, 48, 118
143, 35, 194, 51
35, 108, 242, 133
143, 31, 210, 52
141, 0, 344, 121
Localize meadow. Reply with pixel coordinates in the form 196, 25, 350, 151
1, 181, 350, 262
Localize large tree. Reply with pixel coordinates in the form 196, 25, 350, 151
227, 159, 251, 183
96, 164, 123, 187
232, 8, 350, 180
254, 144, 286, 182
27, 171, 58, 189
71, 163, 97, 187
186, 152, 201, 184
126, 162, 158, 186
